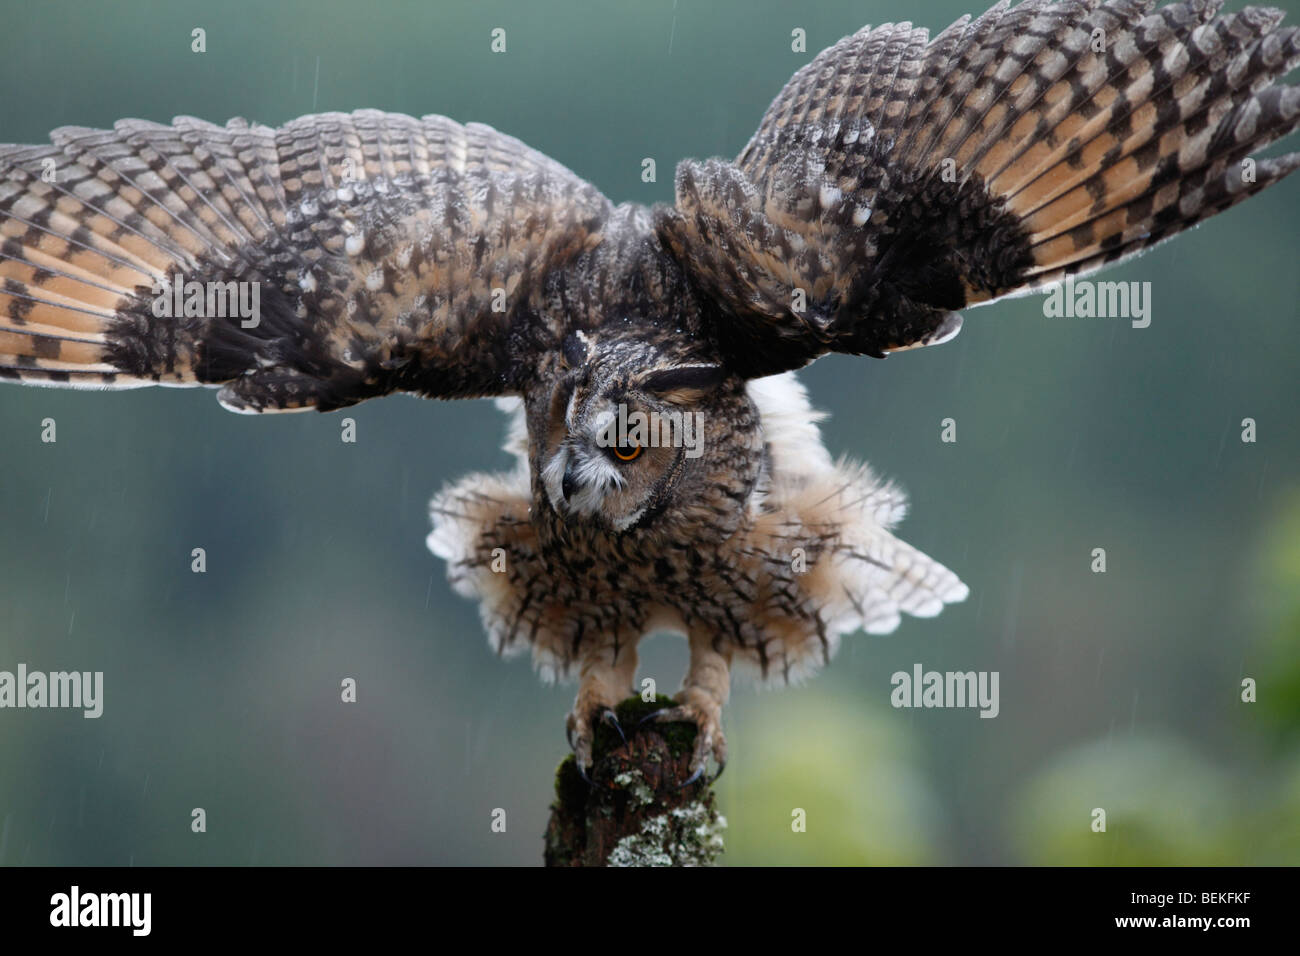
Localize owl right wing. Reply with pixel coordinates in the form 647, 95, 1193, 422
657, 0, 1300, 378
0, 110, 611, 411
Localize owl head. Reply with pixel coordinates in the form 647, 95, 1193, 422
529, 331, 759, 535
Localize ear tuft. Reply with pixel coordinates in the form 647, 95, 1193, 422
638, 364, 726, 403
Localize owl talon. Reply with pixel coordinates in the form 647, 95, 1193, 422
643, 692, 727, 785
679, 760, 724, 788
636, 708, 668, 728
566, 708, 597, 781
567, 699, 627, 784
601, 708, 626, 744
680, 764, 706, 788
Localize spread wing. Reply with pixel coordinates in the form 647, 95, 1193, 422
657, 0, 1300, 378
0, 110, 611, 411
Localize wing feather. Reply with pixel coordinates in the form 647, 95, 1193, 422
0, 110, 612, 411
658, 0, 1299, 378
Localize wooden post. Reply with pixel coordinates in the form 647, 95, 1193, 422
543, 695, 726, 866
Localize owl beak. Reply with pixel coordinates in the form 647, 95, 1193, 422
561, 459, 579, 503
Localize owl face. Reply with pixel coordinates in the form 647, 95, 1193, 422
532, 333, 735, 534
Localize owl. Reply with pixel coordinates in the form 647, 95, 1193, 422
2, 0, 1297, 783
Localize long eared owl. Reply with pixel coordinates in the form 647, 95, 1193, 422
2, 0, 1297, 780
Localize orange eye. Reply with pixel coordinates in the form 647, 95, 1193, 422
613, 443, 642, 462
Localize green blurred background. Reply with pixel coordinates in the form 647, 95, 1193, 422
0, 0, 1297, 865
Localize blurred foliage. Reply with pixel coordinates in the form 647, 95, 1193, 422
1253, 491, 1300, 747
1012, 735, 1239, 865
1012, 490, 1300, 865
720, 696, 942, 865
0, 0, 1297, 865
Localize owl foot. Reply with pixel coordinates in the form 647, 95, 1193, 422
641, 688, 727, 785
566, 706, 625, 783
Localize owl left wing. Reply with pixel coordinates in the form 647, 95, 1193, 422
656, 0, 1300, 378
0, 110, 611, 411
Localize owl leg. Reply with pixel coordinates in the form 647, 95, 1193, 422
647, 631, 731, 783
565, 639, 639, 779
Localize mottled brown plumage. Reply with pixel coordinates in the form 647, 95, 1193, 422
2, 0, 1296, 776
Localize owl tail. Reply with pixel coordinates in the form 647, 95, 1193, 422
0, 119, 279, 391
930, 0, 1300, 300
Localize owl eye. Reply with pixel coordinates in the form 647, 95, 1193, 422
612, 442, 642, 462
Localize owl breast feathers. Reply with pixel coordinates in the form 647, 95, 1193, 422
1, 0, 1296, 777
427, 373, 968, 685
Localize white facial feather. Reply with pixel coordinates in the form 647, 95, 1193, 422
541, 444, 626, 519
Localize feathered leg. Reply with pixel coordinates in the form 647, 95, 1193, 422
566, 638, 639, 778
647, 629, 732, 783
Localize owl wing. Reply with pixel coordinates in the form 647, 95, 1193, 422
0, 110, 611, 411
657, 0, 1300, 378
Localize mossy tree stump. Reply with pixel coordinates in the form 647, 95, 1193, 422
544, 695, 726, 866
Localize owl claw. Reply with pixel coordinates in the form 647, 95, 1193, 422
680, 764, 707, 789
678, 761, 724, 788
642, 691, 727, 786
601, 708, 626, 744
566, 708, 596, 782
636, 708, 667, 729
566, 703, 625, 784
569, 694, 722, 787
